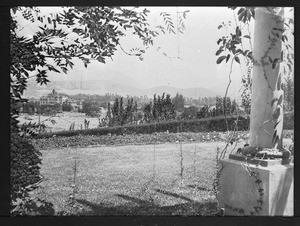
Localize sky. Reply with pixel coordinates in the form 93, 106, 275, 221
14, 7, 294, 99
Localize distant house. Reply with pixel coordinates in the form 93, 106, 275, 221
40, 89, 65, 105
60, 94, 69, 103
39, 89, 67, 114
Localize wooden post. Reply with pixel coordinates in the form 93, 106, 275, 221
249, 7, 285, 149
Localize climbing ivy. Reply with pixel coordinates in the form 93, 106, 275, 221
216, 7, 293, 148
214, 7, 293, 216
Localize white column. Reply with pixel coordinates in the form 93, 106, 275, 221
249, 7, 285, 149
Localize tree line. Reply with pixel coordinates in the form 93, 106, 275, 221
17, 74, 293, 123
94, 93, 246, 128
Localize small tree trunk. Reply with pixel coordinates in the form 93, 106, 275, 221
249, 7, 285, 149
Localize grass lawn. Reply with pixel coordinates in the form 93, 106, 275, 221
33, 130, 293, 216
36, 141, 234, 216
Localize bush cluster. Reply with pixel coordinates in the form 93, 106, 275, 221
11, 131, 42, 201
36, 115, 250, 139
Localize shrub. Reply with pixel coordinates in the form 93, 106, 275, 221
11, 131, 42, 200
62, 102, 73, 112
82, 99, 101, 117
11, 130, 45, 215
11, 130, 56, 215
36, 115, 250, 139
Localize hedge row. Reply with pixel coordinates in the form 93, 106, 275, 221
35, 115, 250, 139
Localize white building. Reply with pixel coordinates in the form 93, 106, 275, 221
39, 89, 65, 105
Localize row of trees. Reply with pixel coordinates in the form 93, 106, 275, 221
69, 93, 150, 108
19, 81, 293, 119
79, 92, 248, 127
184, 96, 216, 107
98, 93, 242, 128
143, 93, 176, 123
172, 93, 185, 111
15, 101, 64, 115
100, 97, 139, 127
181, 96, 239, 120
18, 73, 293, 118
15, 101, 39, 115
98, 93, 177, 127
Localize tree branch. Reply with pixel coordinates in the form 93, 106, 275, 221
223, 57, 235, 132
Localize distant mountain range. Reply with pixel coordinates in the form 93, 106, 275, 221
24, 79, 218, 99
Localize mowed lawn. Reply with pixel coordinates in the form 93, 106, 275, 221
37, 141, 233, 215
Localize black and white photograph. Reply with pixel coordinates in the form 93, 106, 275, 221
10, 6, 294, 217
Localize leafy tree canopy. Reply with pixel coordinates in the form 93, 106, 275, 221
11, 6, 187, 130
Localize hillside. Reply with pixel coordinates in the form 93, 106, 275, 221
24, 79, 218, 99
144, 86, 217, 99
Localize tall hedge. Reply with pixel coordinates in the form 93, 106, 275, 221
36, 115, 250, 139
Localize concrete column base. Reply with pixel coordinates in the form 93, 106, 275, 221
218, 154, 293, 216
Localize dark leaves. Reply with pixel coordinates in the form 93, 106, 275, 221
236, 7, 254, 23
35, 69, 49, 85
215, 12, 252, 66
287, 63, 292, 72
11, 131, 42, 202
237, 7, 244, 15
215, 49, 223, 56
272, 107, 281, 121
236, 26, 242, 37
234, 56, 240, 64
47, 64, 60, 73
216, 56, 227, 64
61, 67, 68, 74
226, 54, 230, 63
274, 120, 280, 129
272, 58, 280, 69
281, 35, 288, 42
272, 133, 279, 148
277, 74, 281, 90
238, 8, 246, 22
160, 12, 175, 34
235, 49, 243, 55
